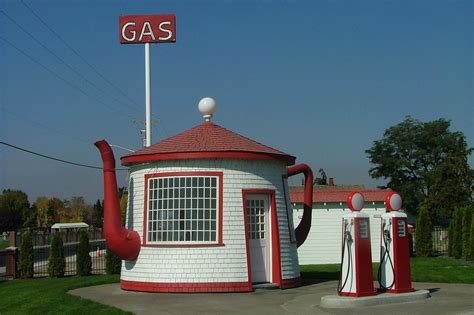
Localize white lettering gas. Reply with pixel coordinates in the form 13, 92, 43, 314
139, 22, 156, 41
158, 21, 173, 40
121, 22, 136, 41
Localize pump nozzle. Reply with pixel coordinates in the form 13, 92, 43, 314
345, 231, 353, 243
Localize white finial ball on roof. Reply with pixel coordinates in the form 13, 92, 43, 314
198, 97, 216, 121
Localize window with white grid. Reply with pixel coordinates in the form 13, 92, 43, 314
247, 199, 266, 240
147, 175, 219, 244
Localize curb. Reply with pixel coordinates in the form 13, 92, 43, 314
321, 289, 431, 308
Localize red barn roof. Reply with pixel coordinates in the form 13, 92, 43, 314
122, 121, 295, 165
289, 186, 390, 203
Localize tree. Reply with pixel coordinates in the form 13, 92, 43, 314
448, 212, 456, 257
105, 247, 121, 275
48, 197, 65, 223
461, 206, 472, 259
57, 197, 85, 223
76, 229, 92, 276
450, 207, 464, 259
414, 204, 432, 257
468, 213, 474, 260
366, 117, 473, 224
0, 189, 30, 232
119, 191, 128, 225
34, 197, 55, 231
18, 230, 34, 278
84, 200, 103, 228
48, 232, 65, 277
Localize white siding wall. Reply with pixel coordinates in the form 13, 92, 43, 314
122, 159, 299, 284
294, 205, 385, 265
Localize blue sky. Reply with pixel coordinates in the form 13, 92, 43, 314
1, 0, 472, 203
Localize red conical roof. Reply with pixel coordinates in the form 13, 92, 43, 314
121, 121, 296, 165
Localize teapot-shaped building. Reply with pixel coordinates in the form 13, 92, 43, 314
95, 99, 313, 292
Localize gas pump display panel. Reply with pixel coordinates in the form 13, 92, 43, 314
397, 220, 406, 237
359, 219, 369, 239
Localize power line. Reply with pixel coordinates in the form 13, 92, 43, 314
0, 9, 140, 114
20, 0, 142, 110
0, 36, 135, 120
0, 141, 128, 171
2, 4, 168, 145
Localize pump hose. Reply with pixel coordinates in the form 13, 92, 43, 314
377, 226, 395, 290
337, 225, 352, 294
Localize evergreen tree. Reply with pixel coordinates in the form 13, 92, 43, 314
462, 206, 472, 259
448, 213, 456, 257
76, 229, 92, 276
451, 207, 464, 259
18, 230, 34, 278
468, 213, 474, 260
415, 204, 433, 257
105, 246, 121, 275
48, 232, 65, 277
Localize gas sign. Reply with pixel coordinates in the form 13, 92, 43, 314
119, 14, 176, 44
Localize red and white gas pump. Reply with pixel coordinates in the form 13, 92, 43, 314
378, 192, 414, 293
337, 191, 375, 297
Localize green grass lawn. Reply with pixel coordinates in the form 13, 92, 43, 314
300, 257, 474, 284
0, 275, 129, 315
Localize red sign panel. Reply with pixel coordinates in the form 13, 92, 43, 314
119, 14, 176, 44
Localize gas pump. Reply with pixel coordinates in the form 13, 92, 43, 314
337, 191, 375, 297
378, 192, 414, 293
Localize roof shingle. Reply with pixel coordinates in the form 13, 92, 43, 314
121, 121, 295, 165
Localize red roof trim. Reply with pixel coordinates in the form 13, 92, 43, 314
289, 189, 390, 203
121, 151, 296, 166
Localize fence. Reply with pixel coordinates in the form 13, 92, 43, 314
431, 226, 449, 256
1, 229, 106, 278
33, 239, 106, 277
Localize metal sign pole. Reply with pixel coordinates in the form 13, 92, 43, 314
144, 42, 151, 147
119, 14, 176, 147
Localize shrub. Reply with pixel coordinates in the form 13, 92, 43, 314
451, 207, 464, 259
468, 213, 474, 261
48, 232, 65, 277
448, 212, 456, 257
414, 205, 432, 257
462, 207, 472, 259
18, 230, 34, 278
105, 246, 121, 275
76, 229, 92, 276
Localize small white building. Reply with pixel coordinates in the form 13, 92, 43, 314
290, 186, 390, 264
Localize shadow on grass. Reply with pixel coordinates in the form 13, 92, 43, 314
300, 271, 339, 287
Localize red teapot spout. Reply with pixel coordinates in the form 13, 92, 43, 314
95, 140, 141, 260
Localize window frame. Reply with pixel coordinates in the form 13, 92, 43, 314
143, 171, 224, 247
